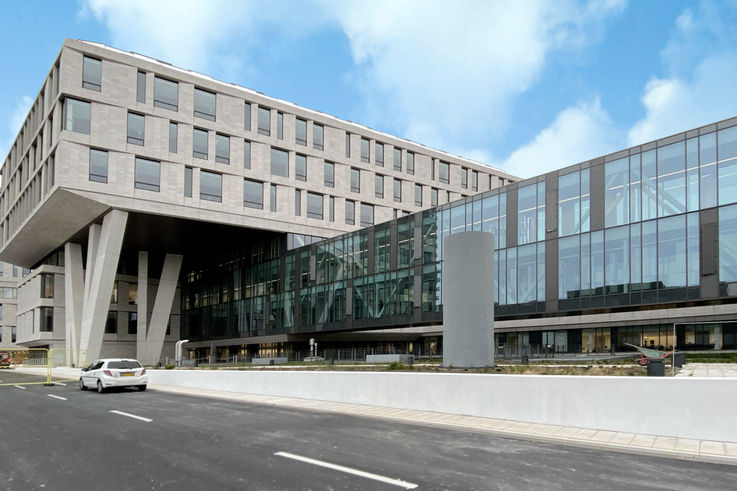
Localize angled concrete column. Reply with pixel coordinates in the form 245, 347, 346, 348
442, 231, 495, 368
137, 252, 148, 359
78, 210, 128, 364
83, 224, 101, 308
139, 253, 183, 365
64, 242, 84, 366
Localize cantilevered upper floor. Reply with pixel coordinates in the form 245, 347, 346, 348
0, 39, 517, 268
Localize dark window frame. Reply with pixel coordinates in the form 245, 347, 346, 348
193, 87, 216, 121
89, 148, 108, 183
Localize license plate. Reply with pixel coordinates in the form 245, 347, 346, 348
121, 372, 134, 376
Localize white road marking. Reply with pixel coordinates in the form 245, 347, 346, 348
14, 385, 26, 390
53, 382, 67, 386
110, 410, 152, 423
47, 394, 67, 401
274, 451, 418, 489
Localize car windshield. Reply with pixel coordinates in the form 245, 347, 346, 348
107, 361, 142, 369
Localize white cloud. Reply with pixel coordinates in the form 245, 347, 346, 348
501, 98, 621, 178
0, 96, 33, 162
323, 0, 626, 155
628, 0, 737, 146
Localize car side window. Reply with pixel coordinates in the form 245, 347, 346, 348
92, 361, 104, 370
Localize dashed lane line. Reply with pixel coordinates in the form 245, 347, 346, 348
274, 451, 418, 489
14, 385, 26, 390
110, 410, 152, 423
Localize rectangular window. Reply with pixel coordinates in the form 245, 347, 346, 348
461, 168, 468, 188
184, 166, 192, 197
375, 174, 384, 198
351, 168, 360, 192
471, 170, 478, 191
270, 184, 277, 212
394, 148, 402, 171
270, 148, 289, 177
40, 307, 54, 332
296, 154, 307, 181
40, 273, 54, 298
719, 204, 737, 282
415, 184, 422, 206
129, 284, 138, 305
244, 102, 252, 131
127, 113, 144, 145
193, 128, 208, 159
89, 149, 108, 183
393, 178, 402, 202
194, 88, 216, 121
329, 196, 335, 221
63, 98, 91, 134
136, 71, 146, 103
134, 157, 160, 192
431, 188, 438, 206
361, 138, 370, 162
324, 162, 335, 187
258, 107, 271, 136
361, 203, 374, 227
105, 311, 117, 334
407, 152, 414, 175
296, 119, 307, 146
375, 142, 384, 166
200, 170, 222, 202
82, 56, 101, 91
128, 312, 138, 335
243, 179, 263, 209
154, 77, 178, 111
169, 122, 178, 153
345, 133, 351, 158
244, 140, 251, 169
439, 161, 449, 184
345, 200, 355, 225
307, 192, 323, 219
313, 123, 324, 150
277, 112, 284, 140
295, 189, 302, 216
216, 134, 230, 164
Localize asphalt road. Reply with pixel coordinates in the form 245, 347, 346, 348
1, 373, 736, 490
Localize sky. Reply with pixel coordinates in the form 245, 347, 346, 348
2, 0, 737, 179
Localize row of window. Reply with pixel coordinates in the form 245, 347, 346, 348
81, 55, 487, 187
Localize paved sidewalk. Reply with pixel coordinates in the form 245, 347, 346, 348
149, 383, 737, 466
676, 363, 737, 377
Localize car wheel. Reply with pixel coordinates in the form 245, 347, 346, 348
137, 385, 147, 391
79, 378, 87, 390
97, 380, 105, 393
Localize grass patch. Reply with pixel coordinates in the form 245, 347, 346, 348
684, 352, 737, 363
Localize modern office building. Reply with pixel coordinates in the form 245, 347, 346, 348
181, 109, 737, 359
0, 39, 514, 363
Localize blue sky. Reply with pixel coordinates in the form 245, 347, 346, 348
2, 0, 737, 178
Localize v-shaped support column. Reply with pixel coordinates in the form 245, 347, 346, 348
78, 209, 128, 365
136, 252, 183, 365
64, 243, 84, 366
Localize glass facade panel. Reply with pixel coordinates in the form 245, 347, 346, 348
345, 200, 355, 225
89, 149, 108, 183
517, 183, 537, 245
324, 162, 334, 187
642, 150, 657, 221
718, 126, 737, 206
605, 226, 628, 293
642, 221, 658, 287
169, 122, 178, 153
719, 204, 737, 282
686, 137, 699, 212
361, 138, 369, 162
407, 152, 414, 175
184, 166, 192, 198
559, 236, 579, 299
307, 192, 323, 220
657, 141, 686, 217
351, 168, 360, 192
215, 134, 230, 164
394, 148, 402, 171
517, 244, 536, 304
629, 154, 641, 223
258, 107, 270, 136
313, 124, 324, 150
82, 57, 101, 91
296, 119, 307, 145
360, 203, 374, 227
375, 142, 384, 166
687, 212, 699, 287
136, 71, 146, 103
244, 140, 251, 169
605, 158, 629, 227
700, 132, 717, 209
658, 214, 686, 288
439, 162, 449, 184
127, 113, 144, 145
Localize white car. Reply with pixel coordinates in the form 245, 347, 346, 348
80, 358, 148, 393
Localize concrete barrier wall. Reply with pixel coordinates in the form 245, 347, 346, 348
149, 370, 737, 442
